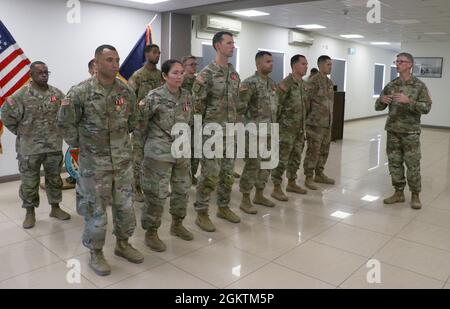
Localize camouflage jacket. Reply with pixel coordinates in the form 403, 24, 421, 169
305, 73, 334, 128
128, 65, 163, 104
375, 76, 432, 133
238, 71, 277, 126
192, 62, 240, 126
1, 82, 64, 155
277, 73, 310, 132
136, 84, 192, 162
57, 77, 137, 171
181, 74, 196, 93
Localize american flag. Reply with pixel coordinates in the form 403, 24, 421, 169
0, 20, 31, 154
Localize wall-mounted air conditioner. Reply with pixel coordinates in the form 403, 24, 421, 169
288, 30, 314, 46
200, 15, 242, 34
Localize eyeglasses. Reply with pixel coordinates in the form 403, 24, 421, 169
393, 60, 411, 64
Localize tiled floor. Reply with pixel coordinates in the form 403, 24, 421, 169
1, 117, 449, 289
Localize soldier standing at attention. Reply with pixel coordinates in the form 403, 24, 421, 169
271, 55, 310, 202
376, 52, 432, 209
303, 55, 336, 190
238, 51, 277, 214
191, 31, 241, 232
181, 55, 200, 185
58, 45, 144, 276
128, 44, 162, 203
137, 59, 194, 252
1, 61, 71, 229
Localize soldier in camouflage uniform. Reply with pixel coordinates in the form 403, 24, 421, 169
1, 61, 71, 229
191, 31, 241, 232
181, 55, 200, 185
375, 52, 432, 209
238, 51, 277, 214
58, 45, 143, 276
271, 55, 311, 201
137, 60, 194, 252
303, 55, 336, 190
128, 44, 162, 203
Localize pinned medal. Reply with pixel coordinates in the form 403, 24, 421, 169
50, 96, 58, 103
183, 98, 191, 112
230, 72, 238, 81
115, 97, 125, 111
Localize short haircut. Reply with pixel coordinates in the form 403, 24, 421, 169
255, 51, 272, 61
397, 52, 414, 65
212, 31, 233, 50
310, 68, 319, 74
88, 59, 95, 70
30, 61, 46, 70
181, 55, 196, 64
318, 55, 331, 66
95, 44, 117, 57
161, 59, 182, 76
144, 44, 160, 53
290, 54, 306, 68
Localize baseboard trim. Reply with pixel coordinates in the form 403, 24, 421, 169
421, 124, 450, 130
344, 114, 387, 123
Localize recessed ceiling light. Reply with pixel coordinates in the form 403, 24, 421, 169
232, 10, 270, 17
127, 0, 169, 3
296, 24, 326, 30
340, 34, 364, 39
370, 42, 391, 45
424, 32, 447, 35
392, 19, 421, 25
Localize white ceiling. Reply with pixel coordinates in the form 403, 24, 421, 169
84, 0, 234, 12
83, 0, 450, 51
220, 0, 450, 51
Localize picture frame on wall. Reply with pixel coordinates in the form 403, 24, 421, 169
413, 57, 443, 78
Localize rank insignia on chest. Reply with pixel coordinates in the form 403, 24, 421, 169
183, 99, 191, 112
230, 72, 238, 81
50, 96, 58, 103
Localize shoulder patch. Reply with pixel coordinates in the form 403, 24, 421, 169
61, 99, 71, 106
195, 74, 206, 85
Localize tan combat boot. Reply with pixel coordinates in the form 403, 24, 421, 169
253, 189, 275, 207
195, 212, 216, 232
286, 179, 308, 194
89, 249, 111, 276
171, 215, 194, 240
383, 191, 405, 204
49, 204, 71, 220
271, 185, 289, 201
145, 229, 166, 252
217, 207, 241, 223
411, 192, 422, 209
23, 207, 36, 229
115, 239, 144, 263
305, 176, 318, 190
240, 193, 258, 214
314, 173, 335, 185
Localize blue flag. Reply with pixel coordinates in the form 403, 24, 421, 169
119, 26, 152, 80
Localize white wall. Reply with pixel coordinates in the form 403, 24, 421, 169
192, 18, 396, 120
0, 0, 161, 177
402, 41, 450, 128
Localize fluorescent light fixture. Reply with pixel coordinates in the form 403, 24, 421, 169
392, 19, 421, 25
340, 34, 364, 39
361, 195, 380, 202
424, 32, 447, 35
127, 0, 169, 3
330, 211, 352, 219
232, 10, 269, 17
296, 24, 326, 29
371, 42, 391, 45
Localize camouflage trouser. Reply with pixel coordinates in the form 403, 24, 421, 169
18, 152, 63, 208
272, 130, 305, 186
240, 135, 271, 193
76, 163, 136, 250
132, 131, 144, 192
195, 155, 235, 212
303, 125, 331, 177
387, 131, 421, 192
141, 158, 191, 230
